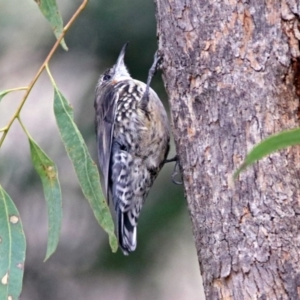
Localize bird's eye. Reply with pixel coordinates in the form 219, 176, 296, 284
103, 74, 111, 81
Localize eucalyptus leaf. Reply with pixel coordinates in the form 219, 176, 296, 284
235, 128, 300, 177
35, 0, 68, 50
0, 90, 10, 102
0, 186, 26, 300
53, 87, 117, 252
29, 138, 62, 261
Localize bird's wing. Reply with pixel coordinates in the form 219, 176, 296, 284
94, 85, 119, 203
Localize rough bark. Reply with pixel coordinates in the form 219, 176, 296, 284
155, 1, 300, 299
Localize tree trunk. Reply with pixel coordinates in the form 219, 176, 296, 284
155, 1, 300, 299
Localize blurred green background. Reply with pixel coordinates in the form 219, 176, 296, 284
0, 0, 203, 299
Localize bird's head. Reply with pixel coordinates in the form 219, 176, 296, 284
97, 43, 131, 88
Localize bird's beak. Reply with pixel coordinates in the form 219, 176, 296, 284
115, 42, 128, 70
112, 42, 130, 79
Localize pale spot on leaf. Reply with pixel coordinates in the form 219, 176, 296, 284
9, 215, 19, 224
1, 273, 8, 285
16, 263, 24, 270
8, 296, 12, 300
46, 165, 56, 180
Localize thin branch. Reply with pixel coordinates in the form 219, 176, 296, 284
0, 0, 89, 148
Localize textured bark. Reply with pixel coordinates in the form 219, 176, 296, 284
155, 1, 300, 299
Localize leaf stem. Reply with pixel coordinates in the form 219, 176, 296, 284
18, 116, 32, 140
0, 0, 89, 149
0, 87, 28, 95
45, 64, 55, 87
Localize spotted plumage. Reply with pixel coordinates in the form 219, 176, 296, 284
94, 43, 170, 254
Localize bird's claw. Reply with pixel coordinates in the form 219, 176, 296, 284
164, 155, 183, 185
142, 50, 163, 106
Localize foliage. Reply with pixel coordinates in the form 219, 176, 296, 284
0, 186, 26, 300
0, 0, 117, 298
235, 128, 300, 177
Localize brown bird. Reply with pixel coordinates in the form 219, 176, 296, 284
94, 43, 170, 254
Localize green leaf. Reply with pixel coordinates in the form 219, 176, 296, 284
53, 87, 117, 252
29, 138, 62, 261
0, 90, 10, 102
235, 128, 300, 178
0, 185, 26, 300
35, 0, 68, 51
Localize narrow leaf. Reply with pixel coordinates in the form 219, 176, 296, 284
53, 88, 117, 252
35, 0, 68, 51
0, 185, 26, 300
235, 128, 300, 177
0, 90, 10, 102
29, 138, 62, 261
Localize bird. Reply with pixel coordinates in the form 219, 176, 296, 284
94, 43, 170, 255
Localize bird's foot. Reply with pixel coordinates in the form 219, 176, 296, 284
164, 155, 183, 185
141, 50, 163, 106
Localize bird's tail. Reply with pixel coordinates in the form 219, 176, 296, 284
117, 207, 137, 255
